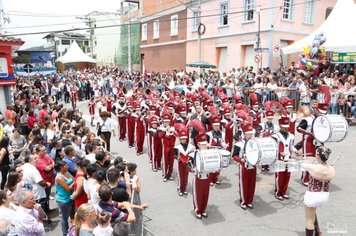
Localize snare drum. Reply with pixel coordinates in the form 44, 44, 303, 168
195, 149, 222, 173
245, 137, 278, 166
286, 160, 301, 172
269, 161, 287, 173
313, 115, 348, 143
219, 150, 231, 168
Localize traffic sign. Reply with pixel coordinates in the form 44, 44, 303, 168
273, 44, 280, 52
254, 54, 261, 63
23, 64, 33, 74
254, 48, 269, 53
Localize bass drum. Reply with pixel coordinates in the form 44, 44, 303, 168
313, 115, 348, 143
219, 150, 231, 168
245, 137, 278, 166
195, 149, 222, 173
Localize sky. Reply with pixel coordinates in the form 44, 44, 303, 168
2, 0, 121, 49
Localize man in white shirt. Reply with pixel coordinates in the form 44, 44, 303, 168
15, 190, 47, 236
72, 135, 85, 161
22, 155, 51, 209
3, 120, 15, 138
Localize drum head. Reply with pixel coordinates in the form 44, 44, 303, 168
194, 152, 202, 172
245, 139, 259, 165
219, 150, 231, 156
313, 116, 331, 143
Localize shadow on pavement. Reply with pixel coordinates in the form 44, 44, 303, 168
190, 204, 226, 225
246, 195, 278, 217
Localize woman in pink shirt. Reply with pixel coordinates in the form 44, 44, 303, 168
35, 144, 55, 221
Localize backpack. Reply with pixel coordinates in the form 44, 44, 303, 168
67, 225, 75, 236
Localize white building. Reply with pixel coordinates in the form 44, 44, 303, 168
86, 11, 121, 66
43, 32, 90, 62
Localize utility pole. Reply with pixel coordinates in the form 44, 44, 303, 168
76, 15, 95, 57
127, 14, 132, 75
0, 0, 5, 34
198, 0, 202, 63
256, 7, 261, 70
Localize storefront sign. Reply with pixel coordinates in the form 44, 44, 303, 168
331, 52, 356, 63
0, 58, 9, 78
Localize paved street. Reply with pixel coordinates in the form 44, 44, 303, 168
46, 101, 355, 236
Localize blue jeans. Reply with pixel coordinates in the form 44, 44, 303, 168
57, 201, 73, 236
351, 106, 356, 117
329, 103, 338, 114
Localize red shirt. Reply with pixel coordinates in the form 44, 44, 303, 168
27, 116, 38, 129
39, 109, 48, 126
74, 173, 88, 208
36, 155, 55, 185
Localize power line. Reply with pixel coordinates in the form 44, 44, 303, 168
4, 0, 325, 37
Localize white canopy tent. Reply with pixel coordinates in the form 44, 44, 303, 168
282, 0, 356, 54
57, 41, 96, 64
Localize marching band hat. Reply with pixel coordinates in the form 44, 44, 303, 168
279, 116, 290, 128
162, 114, 172, 122
195, 133, 208, 145
252, 100, 259, 107
127, 102, 132, 108
241, 123, 254, 134
149, 105, 156, 112
212, 117, 220, 126
317, 103, 328, 114
179, 130, 188, 139
285, 100, 293, 108
150, 116, 158, 125
166, 102, 174, 109
134, 103, 141, 110
265, 110, 275, 119
179, 106, 187, 114
224, 107, 231, 116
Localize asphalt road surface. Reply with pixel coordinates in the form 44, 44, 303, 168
45, 101, 355, 236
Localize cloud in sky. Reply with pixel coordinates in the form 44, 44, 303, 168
2, 0, 121, 48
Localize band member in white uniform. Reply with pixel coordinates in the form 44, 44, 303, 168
272, 117, 296, 200
301, 146, 335, 236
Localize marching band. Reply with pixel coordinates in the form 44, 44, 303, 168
85, 83, 347, 235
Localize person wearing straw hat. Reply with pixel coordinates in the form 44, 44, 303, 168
232, 123, 256, 210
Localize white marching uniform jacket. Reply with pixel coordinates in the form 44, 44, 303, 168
272, 132, 296, 161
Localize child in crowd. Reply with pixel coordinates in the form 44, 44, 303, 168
93, 211, 113, 236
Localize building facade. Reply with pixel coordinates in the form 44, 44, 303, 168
139, 1, 188, 72
0, 36, 24, 113
186, 0, 336, 73
117, 1, 141, 71
43, 32, 90, 63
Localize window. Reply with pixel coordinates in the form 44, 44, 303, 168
170, 15, 178, 36
303, 0, 314, 23
192, 11, 200, 31
153, 20, 159, 39
220, 3, 228, 26
61, 39, 70, 45
244, 0, 255, 21
84, 41, 89, 46
282, 0, 293, 20
141, 23, 147, 41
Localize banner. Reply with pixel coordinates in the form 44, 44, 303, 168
331, 52, 356, 63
